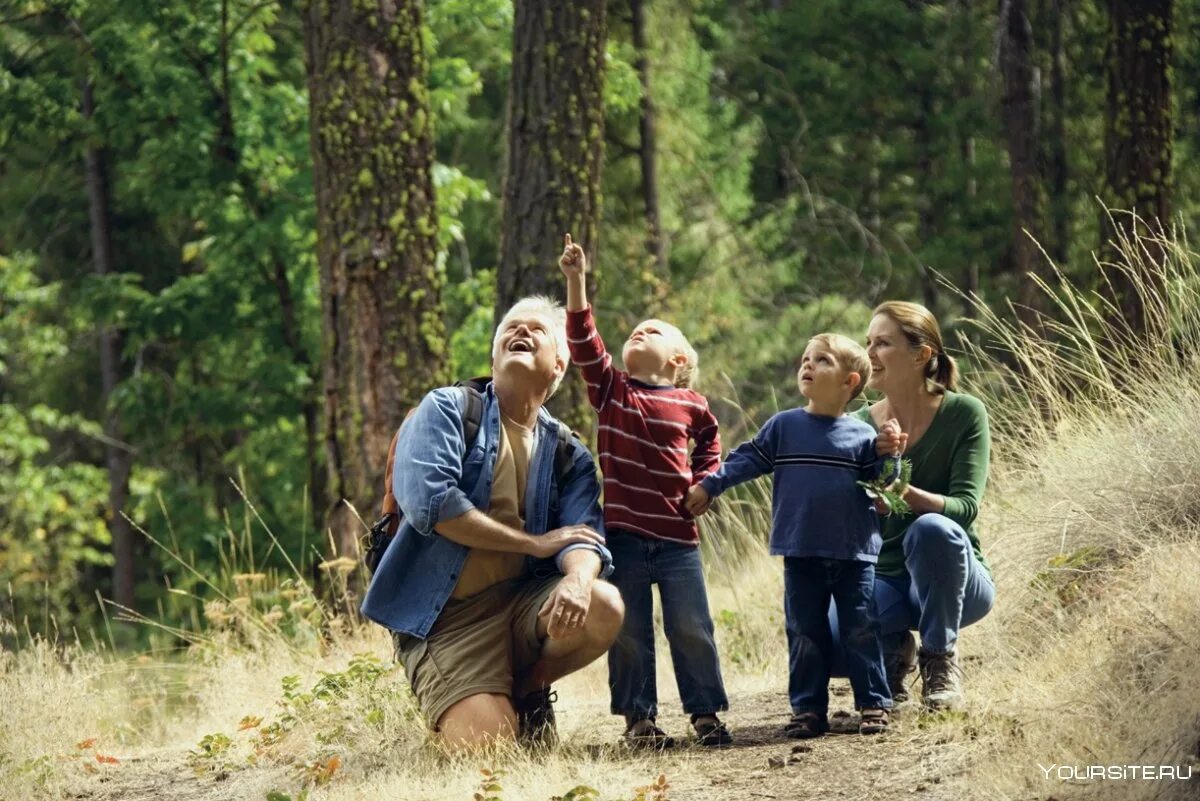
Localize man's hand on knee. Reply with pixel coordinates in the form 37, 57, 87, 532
538, 572, 594, 640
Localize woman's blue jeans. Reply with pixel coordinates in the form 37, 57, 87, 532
606, 530, 729, 719
830, 513, 995, 666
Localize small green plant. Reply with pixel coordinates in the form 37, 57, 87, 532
475, 767, 505, 801
188, 732, 234, 773
1030, 546, 1119, 606
549, 786, 600, 801
858, 457, 912, 516
631, 774, 671, 801
266, 790, 309, 801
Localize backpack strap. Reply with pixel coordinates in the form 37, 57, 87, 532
457, 383, 485, 446
552, 422, 580, 483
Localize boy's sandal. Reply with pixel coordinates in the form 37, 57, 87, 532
691, 715, 733, 747
624, 718, 675, 751
784, 712, 829, 739
859, 707, 890, 735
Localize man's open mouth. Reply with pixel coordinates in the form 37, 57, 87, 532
508, 339, 534, 353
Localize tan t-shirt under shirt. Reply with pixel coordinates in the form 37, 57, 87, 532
450, 416, 535, 598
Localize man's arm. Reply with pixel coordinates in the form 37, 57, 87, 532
552, 440, 613, 578
393, 388, 476, 536
435, 509, 604, 559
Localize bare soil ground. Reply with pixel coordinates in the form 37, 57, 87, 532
63, 682, 978, 801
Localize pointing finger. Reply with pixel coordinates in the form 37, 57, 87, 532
565, 233, 573, 248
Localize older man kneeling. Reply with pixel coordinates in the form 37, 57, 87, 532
361, 296, 623, 750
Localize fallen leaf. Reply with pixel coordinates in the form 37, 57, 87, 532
75, 738, 97, 750
95, 754, 120, 765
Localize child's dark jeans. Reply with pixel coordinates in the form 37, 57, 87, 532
784, 556, 891, 714
606, 529, 729, 719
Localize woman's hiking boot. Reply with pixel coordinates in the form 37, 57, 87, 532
515, 687, 558, 747
691, 714, 733, 747
918, 647, 963, 710
624, 717, 675, 750
884, 631, 918, 703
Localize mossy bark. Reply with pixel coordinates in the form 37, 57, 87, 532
1103, 0, 1173, 335
497, 0, 607, 435
303, 0, 448, 565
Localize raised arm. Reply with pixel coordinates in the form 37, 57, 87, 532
561, 233, 619, 410
561, 233, 588, 313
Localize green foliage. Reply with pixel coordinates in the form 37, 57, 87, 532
858, 457, 913, 517
1, 0, 1199, 646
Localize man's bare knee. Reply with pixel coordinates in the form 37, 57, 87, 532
587, 581, 624, 643
436, 693, 517, 750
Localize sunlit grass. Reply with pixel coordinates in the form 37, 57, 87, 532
4, 221, 1200, 800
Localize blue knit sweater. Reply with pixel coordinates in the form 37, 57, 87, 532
700, 408, 888, 562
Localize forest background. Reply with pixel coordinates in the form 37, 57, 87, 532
2, 0, 1187, 644
4, 2, 1199, 800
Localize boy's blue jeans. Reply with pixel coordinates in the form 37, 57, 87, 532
785, 556, 891, 714
829, 514, 995, 664
606, 530, 729, 719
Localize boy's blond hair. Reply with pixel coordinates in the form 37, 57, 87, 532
673, 328, 699, 389
808, 333, 871, 402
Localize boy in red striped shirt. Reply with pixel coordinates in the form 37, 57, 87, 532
560, 234, 730, 749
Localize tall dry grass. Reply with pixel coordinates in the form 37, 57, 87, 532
3, 221, 1200, 800
956, 220, 1200, 800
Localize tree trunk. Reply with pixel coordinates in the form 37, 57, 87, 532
1046, 0, 1069, 265
914, 89, 938, 312
82, 80, 135, 615
631, 0, 668, 279
497, 0, 607, 435
271, 255, 325, 536
303, 0, 448, 566
1102, 0, 1173, 335
999, 0, 1048, 325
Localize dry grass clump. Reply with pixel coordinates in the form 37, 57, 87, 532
958, 222, 1200, 799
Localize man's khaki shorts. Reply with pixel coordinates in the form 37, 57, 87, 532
392, 576, 559, 728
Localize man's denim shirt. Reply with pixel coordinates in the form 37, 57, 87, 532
360, 382, 612, 637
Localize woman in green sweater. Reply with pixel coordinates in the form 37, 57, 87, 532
848, 301, 994, 710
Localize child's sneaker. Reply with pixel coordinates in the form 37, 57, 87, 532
783, 711, 829, 739
691, 714, 732, 747
858, 707, 890, 735
624, 718, 675, 750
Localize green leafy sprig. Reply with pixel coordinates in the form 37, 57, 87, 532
858, 456, 913, 517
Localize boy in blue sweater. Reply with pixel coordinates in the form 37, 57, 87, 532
686, 333, 902, 737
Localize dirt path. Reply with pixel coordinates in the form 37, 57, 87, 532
608, 689, 971, 801
67, 686, 976, 801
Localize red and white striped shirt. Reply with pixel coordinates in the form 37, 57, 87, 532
567, 306, 721, 544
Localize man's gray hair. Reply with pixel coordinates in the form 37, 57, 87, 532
492, 295, 570, 397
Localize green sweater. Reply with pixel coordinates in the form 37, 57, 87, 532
853, 391, 991, 578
